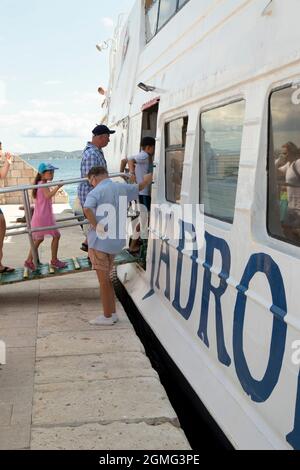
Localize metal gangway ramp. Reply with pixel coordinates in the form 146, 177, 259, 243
0, 174, 142, 286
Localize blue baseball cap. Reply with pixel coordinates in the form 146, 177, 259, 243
38, 163, 59, 174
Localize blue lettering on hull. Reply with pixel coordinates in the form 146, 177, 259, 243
198, 232, 231, 366
172, 221, 198, 320
142, 216, 298, 449
233, 253, 287, 402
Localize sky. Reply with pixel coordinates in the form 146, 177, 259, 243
0, 0, 135, 154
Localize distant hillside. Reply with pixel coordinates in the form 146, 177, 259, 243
21, 150, 82, 160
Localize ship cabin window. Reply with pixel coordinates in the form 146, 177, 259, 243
157, 0, 177, 30
145, 0, 159, 42
145, 0, 190, 43
268, 85, 300, 247
200, 100, 245, 223
165, 116, 188, 204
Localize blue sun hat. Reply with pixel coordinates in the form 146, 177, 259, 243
38, 163, 59, 174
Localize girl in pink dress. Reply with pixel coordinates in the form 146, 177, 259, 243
24, 163, 67, 271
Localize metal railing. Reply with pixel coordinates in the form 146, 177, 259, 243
0, 173, 128, 267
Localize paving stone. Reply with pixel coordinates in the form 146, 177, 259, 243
39, 273, 99, 291
0, 281, 40, 296
0, 327, 36, 348
1, 297, 39, 314
35, 352, 157, 384
0, 348, 35, 388
1, 285, 39, 306
0, 348, 35, 429
37, 306, 130, 336
11, 402, 33, 426
0, 424, 31, 450
0, 386, 33, 404
0, 403, 12, 426
36, 329, 144, 358
32, 377, 177, 427
38, 289, 101, 313
0, 312, 37, 329
31, 422, 191, 450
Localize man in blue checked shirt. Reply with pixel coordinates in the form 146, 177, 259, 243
77, 124, 115, 252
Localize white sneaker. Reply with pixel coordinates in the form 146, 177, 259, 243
112, 313, 119, 323
89, 316, 115, 326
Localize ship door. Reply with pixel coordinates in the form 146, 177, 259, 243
133, 99, 159, 265
141, 98, 159, 201
141, 99, 159, 140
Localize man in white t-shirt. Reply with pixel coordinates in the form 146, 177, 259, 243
127, 137, 155, 253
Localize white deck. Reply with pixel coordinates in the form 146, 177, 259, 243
0, 205, 190, 450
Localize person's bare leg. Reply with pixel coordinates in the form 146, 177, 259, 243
96, 269, 116, 317
26, 239, 43, 263
0, 214, 6, 269
51, 236, 60, 261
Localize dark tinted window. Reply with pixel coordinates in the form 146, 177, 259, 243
268, 86, 300, 246
165, 117, 188, 203
200, 100, 245, 223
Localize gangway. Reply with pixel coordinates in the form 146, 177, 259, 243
0, 174, 143, 286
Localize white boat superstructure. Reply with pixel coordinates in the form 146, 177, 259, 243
102, 0, 300, 449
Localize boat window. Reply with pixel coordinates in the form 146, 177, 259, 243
200, 100, 245, 223
268, 85, 300, 247
145, 0, 190, 43
165, 116, 188, 204
157, 0, 177, 30
145, 0, 159, 42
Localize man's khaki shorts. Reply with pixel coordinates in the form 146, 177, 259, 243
88, 248, 115, 273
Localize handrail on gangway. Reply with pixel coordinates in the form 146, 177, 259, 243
0, 173, 137, 283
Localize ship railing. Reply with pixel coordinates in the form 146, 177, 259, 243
0, 173, 129, 267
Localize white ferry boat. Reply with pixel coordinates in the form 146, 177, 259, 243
103, 0, 300, 450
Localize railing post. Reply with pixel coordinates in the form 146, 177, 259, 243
22, 189, 39, 267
